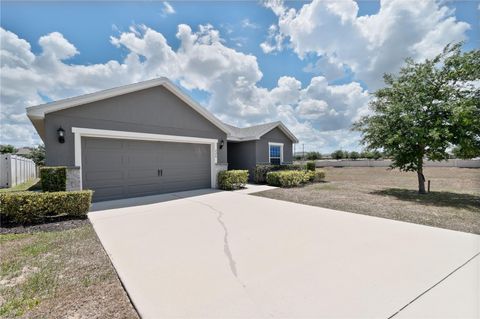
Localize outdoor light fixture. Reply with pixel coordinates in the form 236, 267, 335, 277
219, 139, 224, 149
57, 127, 65, 144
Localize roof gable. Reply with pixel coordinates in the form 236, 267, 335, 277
27, 78, 230, 139
225, 121, 298, 143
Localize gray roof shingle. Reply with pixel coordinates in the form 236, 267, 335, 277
224, 121, 297, 142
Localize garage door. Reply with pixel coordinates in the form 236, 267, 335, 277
82, 137, 211, 201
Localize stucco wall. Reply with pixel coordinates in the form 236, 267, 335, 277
44, 86, 228, 166
256, 127, 293, 164
227, 141, 257, 180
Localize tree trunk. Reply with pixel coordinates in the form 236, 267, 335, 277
417, 168, 426, 194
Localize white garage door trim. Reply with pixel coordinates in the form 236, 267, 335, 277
72, 127, 218, 190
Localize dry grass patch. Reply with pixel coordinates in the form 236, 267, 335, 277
0, 223, 138, 318
253, 167, 480, 234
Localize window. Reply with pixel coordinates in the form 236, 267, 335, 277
269, 143, 283, 165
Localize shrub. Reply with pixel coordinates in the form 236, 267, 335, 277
0, 190, 93, 225
218, 170, 249, 190
253, 164, 305, 184
306, 161, 316, 171
253, 165, 273, 184
40, 166, 66, 192
312, 170, 326, 182
266, 170, 312, 188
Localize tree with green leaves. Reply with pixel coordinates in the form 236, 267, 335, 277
26, 145, 46, 166
349, 151, 360, 160
306, 152, 322, 160
0, 145, 17, 154
331, 150, 345, 160
354, 43, 479, 193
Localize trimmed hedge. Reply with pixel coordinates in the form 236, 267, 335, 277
218, 170, 249, 190
40, 166, 67, 192
266, 170, 314, 187
0, 190, 92, 224
313, 170, 326, 182
306, 161, 316, 171
253, 164, 304, 184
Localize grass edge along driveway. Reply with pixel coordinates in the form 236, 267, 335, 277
0, 222, 139, 319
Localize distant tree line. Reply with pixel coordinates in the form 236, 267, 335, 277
330, 150, 383, 160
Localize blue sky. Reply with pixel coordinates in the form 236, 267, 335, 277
1, 0, 479, 152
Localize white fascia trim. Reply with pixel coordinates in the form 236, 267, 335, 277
26, 77, 230, 135
268, 142, 284, 164
72, 127, 219, 189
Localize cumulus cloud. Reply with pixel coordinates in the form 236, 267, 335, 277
1, 24, 369, 152
262, 0, 470, 88
260, 24, 285, 54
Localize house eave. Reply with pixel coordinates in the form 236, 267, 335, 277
26, 77, 231, 140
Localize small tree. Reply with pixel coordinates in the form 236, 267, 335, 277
306, 152, 322, 160
0, 145, 17, 154
360, 150, 374, 159
354, 43, 479, 193
27, 145, 46, 166
349, 151, 360, 160
372, 150, 382, 160
331, 150, 345, 160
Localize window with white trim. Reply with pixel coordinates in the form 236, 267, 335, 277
269, 143, 283, 165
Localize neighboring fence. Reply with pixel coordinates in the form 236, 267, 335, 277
0, 154, 37, 188
295, 159, 480, 168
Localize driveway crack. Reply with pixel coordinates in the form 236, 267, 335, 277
171, 195, 240, 279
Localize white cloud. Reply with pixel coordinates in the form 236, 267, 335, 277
260, 24, 285, 54
241, 18, 259, 29
161, 1, 175, 15
1, 24, 368, 152
263, 0, 470, 88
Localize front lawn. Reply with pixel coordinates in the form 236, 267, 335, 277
253, 167, 480, 234
0, 222, 138, 318
0, 178, 41, 193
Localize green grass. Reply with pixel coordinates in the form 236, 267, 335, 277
0, 225, 138, 318
0, 178, 41, 193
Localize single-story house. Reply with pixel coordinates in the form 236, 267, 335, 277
27, 78, 298, 201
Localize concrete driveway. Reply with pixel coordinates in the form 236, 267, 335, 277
89, 187, 480, 318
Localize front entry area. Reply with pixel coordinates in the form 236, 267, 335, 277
82, 137, 211, 201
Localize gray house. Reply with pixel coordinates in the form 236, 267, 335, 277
27, 78, 298, 201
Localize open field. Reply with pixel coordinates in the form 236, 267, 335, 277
254, 167, 480, 234
0, 223, 138, 318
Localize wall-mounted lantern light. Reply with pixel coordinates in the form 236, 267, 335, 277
219, 139, 224, 149
57, 127, 65, 144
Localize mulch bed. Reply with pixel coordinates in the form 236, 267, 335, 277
0, 218, 90, 234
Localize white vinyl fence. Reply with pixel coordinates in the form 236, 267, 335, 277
0, 154, 37, 188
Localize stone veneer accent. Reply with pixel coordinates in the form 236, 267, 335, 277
213, 163, 229, 188
66, 166, 82, 191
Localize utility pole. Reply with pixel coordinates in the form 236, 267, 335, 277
302, 144, 305, 161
